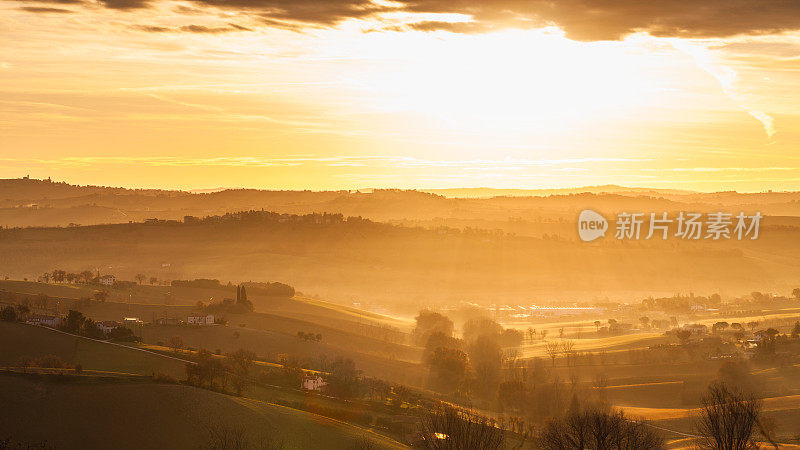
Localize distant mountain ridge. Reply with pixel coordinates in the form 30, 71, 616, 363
423, 185, 698, 198
2, 177, 800, 229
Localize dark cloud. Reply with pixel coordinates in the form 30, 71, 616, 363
98, 0, 149, 9
131, 23, 252, 33
165, 0, 382, 26
19, 0, 800, 40
130, 24, 167, 32
19, 5, 74, 12
180, 24, 253, 33
150, 0, 800, 40
12, 0, 84, 4
393, 0, 800, 40
405, 20, 491, 34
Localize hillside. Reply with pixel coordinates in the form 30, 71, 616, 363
0, 374, 406, 449
4, 178, 800, 229
0, 321, 412, 448
0, 289, 425, 386
0, 211, 798, 306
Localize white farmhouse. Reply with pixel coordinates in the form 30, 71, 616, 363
187, 314, 215, 325
97, 320, 120, 334
301, 374, 327, 391
26, 314, 62, 327
98, 275, 115, 286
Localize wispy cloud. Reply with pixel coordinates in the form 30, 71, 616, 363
669, 38, 777, 138
0, 155, 650, 170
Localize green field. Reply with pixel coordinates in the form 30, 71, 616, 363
0, 374, 407, 449
0, 321, 410, 449
0, 322, 187, 378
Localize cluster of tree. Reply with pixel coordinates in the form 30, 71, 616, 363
321, 357, 361, 399
174, 279, 295, 299
133, 273, 159, 285
14, 354, 74, 370
416, 312, 525, 401
256, 354, 306, 389
0, 304, 29, 322
56, 310, 138, 342
198, 284, 254, 314
60, 310, 104, 339
418, 404, 514, 450
39, 269, 95, 284
412, 310, 454, 346
296, 331, 322, 342
171, 278, 230, 290
641, 293, 722, 313
242, 281, 295, 298
543, 340, 577, 366
538, 406, 664, 449
184, 348, 257, 396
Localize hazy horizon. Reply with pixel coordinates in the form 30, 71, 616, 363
3, 176, 799, 194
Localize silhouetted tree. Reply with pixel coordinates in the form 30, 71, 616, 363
463, 318, 502, 343
499, 329, 524, 348
168, 335, 184, 352
413, 310, 454, 345
468, 335, 502, 399
424, 346, 469, 394
79, 270, 94, 283
545, 341, 561, 366
226, 349, 256, 396
539, 407, 664, 450
0, 306, 17, 322
696, 381, 770, 450
419, 404, 510, 450
62, 310, 85, 333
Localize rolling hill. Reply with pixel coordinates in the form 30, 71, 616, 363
0, 374, 407, 449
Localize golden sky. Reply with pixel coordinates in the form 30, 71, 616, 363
2, 0, 800, 191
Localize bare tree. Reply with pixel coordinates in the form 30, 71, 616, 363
135, 273, 146, 285
696, 381, 771, 450
79, 270, 94, 283
545, 341, 561, 367
539, 407, 664, 450
561, 340, 576, 366
419, 404, 522, 450
168, 335, 184, 353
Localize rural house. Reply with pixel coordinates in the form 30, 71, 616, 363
26, 314, 62, 327
97, 320, 120, 334
301, 374, 327, 391
187, 314, 215, 325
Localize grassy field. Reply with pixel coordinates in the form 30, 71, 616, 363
0, 373, 407, 449
0, 280, 427, 385
140, 323, 427, 387
0, 322, 187, 378
518, 332, 669, 358
0, 322, 414, 448
0, 280, 407, 329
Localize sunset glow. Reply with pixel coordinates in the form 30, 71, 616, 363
2, 1, 800, 190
